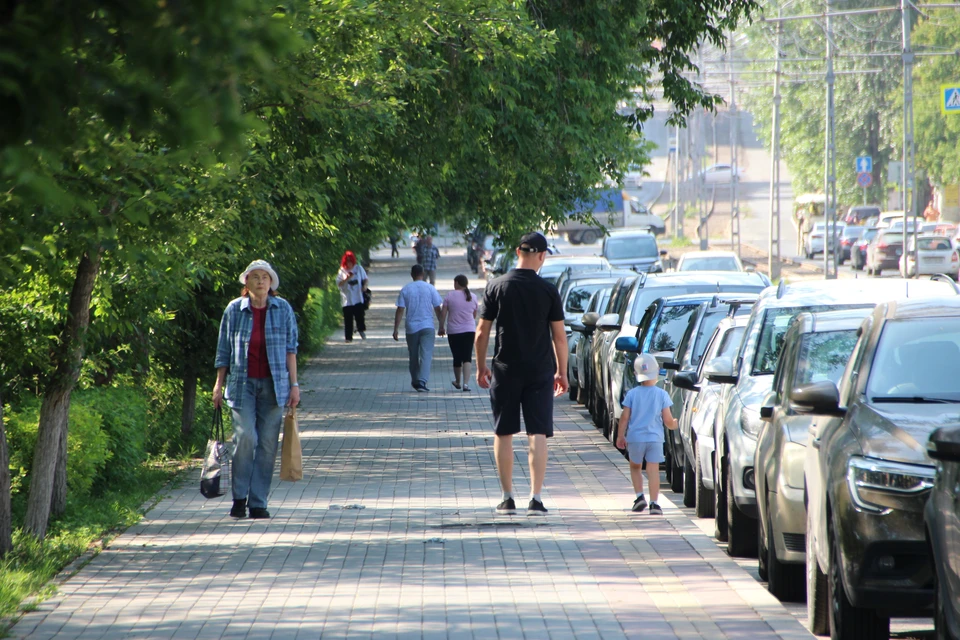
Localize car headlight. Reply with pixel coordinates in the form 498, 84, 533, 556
781, 442, 805, 490
740, 406, 763, 438
846, 456, 935, 515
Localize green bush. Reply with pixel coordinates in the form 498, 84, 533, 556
300, 284, 341, 356
4, 398, 112, 499
74, 387, 148, 489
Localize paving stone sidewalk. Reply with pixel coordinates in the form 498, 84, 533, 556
11, 258, 814, 640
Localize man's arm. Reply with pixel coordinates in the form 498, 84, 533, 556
475, 318, 493, 388
393, 308, 404, 341
435, 306, 445, 336
550, 319, 569, 395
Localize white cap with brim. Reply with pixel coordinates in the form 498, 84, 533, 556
634, 353, 660, 382
239, 260, 279, 291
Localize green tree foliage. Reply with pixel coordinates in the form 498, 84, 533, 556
912, 11, 960, 187
1, 0, 759, 541
741, 0, 903, 205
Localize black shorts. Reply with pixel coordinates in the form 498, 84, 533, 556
490, 372, 555, 437
447, 332, 475, 367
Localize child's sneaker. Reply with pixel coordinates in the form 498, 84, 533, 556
632, 495, 647, 513
649, 502, 663, 515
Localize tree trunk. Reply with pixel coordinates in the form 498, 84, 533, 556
0, 391, 12, 556
51, 415, 68, 517
24, 248, 102, 540
181, 372, 197, 438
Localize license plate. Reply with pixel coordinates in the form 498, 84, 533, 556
923, 257, 944, 263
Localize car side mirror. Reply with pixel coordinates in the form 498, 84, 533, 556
581, 312, 601, 327
597, 313, 621, 331
928, 427, 960, 463
662, 362, 681, 371
704, 356, 738, 385
672, 370, 700, 392
790, 381, 845, 416
615, 336, 639, 353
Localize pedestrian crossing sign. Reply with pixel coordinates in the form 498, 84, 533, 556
942, 84, 960, 115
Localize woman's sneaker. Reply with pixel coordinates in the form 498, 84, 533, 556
649, 502, 663, 515
632, 495, 647, 513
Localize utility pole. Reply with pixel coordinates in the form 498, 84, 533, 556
699, 49, 710, 251
823, 0, 838, 279
729, 32, 742, 259
901, 0, 917, 274
768, 15, 783, 281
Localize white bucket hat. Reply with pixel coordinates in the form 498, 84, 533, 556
239, 260, 279, 291
634, 353, 660, 382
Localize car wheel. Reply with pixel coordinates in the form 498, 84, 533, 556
828, 520, 890, 640
599, 403, 609, 438
580, 230, 598, 245
670, 448, 684, 494
568, 382, 578, 402
576, 382, 587, 405
807, 515, 829, 635
758, 518, 769, 582
682, 453, 696, 508
714, 457, 729, 542
874, 268, 881, 277
767, 514, 805, 602
695, 448, 715, 518
727, 464, 758, 558
664, 449, 673, 483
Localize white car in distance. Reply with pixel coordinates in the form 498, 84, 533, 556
676, 250, 745, 273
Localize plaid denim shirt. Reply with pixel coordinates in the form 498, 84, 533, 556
419, 245, 440, 271
215, 296, 299, 409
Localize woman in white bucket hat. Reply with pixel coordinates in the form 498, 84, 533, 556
213, 259, 299, 519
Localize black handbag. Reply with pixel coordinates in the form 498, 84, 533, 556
362, 288, 372, 310
200, 407, 232, 499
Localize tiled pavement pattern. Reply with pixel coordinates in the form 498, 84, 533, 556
12, 258, 815, 640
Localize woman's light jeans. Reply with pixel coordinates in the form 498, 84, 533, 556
230, 378, 284, 509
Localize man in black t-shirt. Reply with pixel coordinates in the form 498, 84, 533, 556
475, 232, 568, 515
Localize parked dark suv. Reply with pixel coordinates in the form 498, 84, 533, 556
802, 292, 960, 639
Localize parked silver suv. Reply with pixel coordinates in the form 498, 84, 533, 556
706, 278, 956, 558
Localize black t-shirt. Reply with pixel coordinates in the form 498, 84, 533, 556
480, 268, 564, 378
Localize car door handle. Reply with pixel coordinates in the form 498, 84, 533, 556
812, 437, 821, 450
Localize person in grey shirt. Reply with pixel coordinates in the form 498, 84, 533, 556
393, 264, 444, 392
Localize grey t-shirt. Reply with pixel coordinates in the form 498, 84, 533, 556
397, 281, 443, 333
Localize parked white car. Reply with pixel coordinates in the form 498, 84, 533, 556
898, 235, 959, 278
699, 163, 744, 185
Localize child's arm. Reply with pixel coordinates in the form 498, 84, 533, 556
662, 407, 678, 430
616, 407, 631, 449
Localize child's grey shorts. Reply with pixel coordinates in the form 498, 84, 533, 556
627, 441, 664, 464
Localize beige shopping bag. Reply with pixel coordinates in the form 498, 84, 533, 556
280, 407, 303, 481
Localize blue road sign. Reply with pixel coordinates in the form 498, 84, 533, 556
856, 156, 872, 174
942, 85, 960, 114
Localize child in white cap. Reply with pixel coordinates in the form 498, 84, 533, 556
616, 353, 678, 514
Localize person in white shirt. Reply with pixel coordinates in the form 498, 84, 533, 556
393, 264, 443, 392
337, 251, 369, 342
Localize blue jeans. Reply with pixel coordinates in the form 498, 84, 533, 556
230, 378, 284, 509
405, 328, 435, 387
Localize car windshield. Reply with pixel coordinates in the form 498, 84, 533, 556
752, 304, 872, 375
604, 235, 658, 261
679, 256, 740, 271
795, 330, 859, 386
867, 318, 960, 401
691, 311, 727, 365
565, 283, 608, 314
646, 304, 701, 354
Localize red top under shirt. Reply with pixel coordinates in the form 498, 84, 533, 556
247, 306, 271, 378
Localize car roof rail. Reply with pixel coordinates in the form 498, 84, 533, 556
929, 273, 960, 294
776, 279, 787, 299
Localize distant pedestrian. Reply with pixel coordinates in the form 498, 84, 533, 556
475, 232, 568, 515
389, 231, 401, 258
337, 250, 369, 342
417, 235, 440, 285
924, 199, 940, 223
440, 275, 479, 392
615, 353, 677, 515
393, 264, 443, 392
213, 260, 300, 520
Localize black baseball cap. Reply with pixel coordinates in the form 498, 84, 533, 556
518, 232, 548, 253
